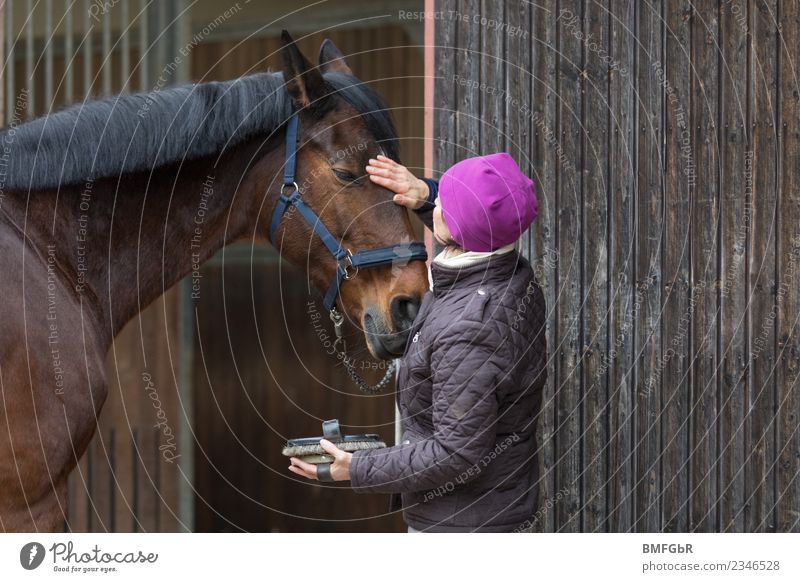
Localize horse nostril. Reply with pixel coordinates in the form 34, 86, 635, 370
390, 295, 420, 330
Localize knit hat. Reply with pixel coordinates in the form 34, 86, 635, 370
437, 153, 538, 252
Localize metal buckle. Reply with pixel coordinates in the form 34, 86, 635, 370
338, 249, 358, 280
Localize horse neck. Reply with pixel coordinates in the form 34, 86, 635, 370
18, 133, 284, 344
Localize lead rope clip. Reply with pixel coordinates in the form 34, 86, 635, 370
329, 308, 396, 394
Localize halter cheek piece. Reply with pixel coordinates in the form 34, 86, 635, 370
267, 112, 428, 392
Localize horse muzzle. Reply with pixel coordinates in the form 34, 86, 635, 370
363, 294, 420, 359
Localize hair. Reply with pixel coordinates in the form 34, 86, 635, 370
0, 70, 398, 190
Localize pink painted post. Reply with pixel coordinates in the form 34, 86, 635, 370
423, 0, 435, 263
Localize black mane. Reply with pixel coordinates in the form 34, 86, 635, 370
0, 70, 398, 190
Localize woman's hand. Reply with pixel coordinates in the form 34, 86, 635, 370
366, 155, 429, 210
288, 439, 352, 481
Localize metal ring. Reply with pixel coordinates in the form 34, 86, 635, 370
281, 181, 299, 195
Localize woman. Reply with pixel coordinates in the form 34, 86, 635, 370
288, 152, 547, 532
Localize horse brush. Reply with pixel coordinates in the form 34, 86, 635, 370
282, 419, 386, 465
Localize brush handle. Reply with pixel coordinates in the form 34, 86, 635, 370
322, 419, 342, 442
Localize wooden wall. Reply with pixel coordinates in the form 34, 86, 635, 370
435, 0, 799, 532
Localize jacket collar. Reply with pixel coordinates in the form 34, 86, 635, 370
430, 248, 521, 296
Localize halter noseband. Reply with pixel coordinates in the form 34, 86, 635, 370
267, 113, 427, 393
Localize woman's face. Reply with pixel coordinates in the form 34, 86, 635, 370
432, 197, 453, 246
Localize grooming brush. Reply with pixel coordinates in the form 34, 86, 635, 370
282, 419, 386, 465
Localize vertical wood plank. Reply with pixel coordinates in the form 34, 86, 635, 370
554, 0, 583, 532
582, 0, 610, 533
64, 0, 73, 103
776, 0, 800, 534
718, 0, 750, 533
479, 0, 504, 155
660, 0, 692, 533
83, 0, 92, 95
634, 0, 664, 533
607, 0, 636, 533
504, 0, 538, 527
435, 0, 457, 178
4, 0, 13, 119
25, 0, 33, 115
44, 0, 53, 107
138, 0, 148, 92
689, 0, 720, 532
746, 0, 778, 533
530, 0, 558, 532
457, 0, 481, 159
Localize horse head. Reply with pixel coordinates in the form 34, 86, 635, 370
266, 32, 428, 360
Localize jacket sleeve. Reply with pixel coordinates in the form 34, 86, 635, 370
350, 321, 500, 494
412, 178, 438, 231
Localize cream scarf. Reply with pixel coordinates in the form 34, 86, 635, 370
428, 243, 516, 289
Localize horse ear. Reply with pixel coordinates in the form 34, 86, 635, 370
280, 30, 328, 110
318, 39, 353, 75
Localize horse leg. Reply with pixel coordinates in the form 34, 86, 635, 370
0, 364, 106, 532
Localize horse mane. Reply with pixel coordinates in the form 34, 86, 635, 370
0, 70, 398, 190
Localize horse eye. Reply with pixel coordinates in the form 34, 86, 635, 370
333, 169, 362, 184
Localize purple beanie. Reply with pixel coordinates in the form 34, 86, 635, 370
438, 153, 538, 252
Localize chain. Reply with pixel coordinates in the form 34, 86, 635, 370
329, 308, 396, 394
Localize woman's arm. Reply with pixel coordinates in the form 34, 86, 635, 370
347, 321, 500, 494
366, 155, 437, 231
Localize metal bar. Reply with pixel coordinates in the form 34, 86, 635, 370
102, 0, 110, 95
174, 0, 194, 533
120, 0, 128, 91
83, 0, 92, 96
44, 0, 53, 108
177, 277, 195, 533
64, 0, 73, 102
138, 0, 146, 91
155, 0, 166, 82
25, 0, 32, 116
5, 0, 14, 118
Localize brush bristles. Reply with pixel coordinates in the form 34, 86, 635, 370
282, 440, 386, 457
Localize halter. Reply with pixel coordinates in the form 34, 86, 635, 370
268, 112, 428, 392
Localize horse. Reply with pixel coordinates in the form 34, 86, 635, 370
0, 32, 429, 532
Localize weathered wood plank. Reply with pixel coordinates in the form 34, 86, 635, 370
689, 0, 720, 532
659, 0, 692, 533
746, 0, 779, 533
633, 0, 665, 533
435, 1, 459, 177
503, 0, 540, 529
718, 0, 750, 533
582, 0, 610, 533
457, 0, 482, 158
529, 0, 559, 532
479, 0, 505, 155
554, 0, 583, 532
776, 0, 800, 534
607, 0, 636, 534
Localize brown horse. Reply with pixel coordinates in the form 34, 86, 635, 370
0, 33, 427, 531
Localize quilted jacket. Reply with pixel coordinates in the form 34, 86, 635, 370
349, 242, 548, 532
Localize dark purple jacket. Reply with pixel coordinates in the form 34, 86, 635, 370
350, 245, 548, 532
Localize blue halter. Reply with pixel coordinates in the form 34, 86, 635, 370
268, 113, 428, 312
